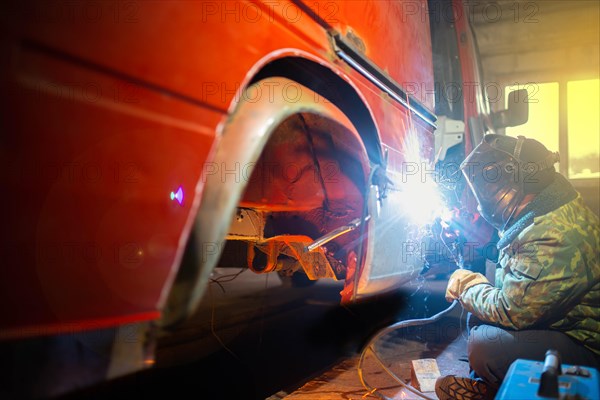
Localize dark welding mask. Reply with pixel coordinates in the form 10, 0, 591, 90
460, 135, 559, 231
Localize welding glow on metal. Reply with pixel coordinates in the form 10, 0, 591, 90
356, 132, 463, 400
397, 129, 453, 228
396, 170, 451, 228
386, 142, 463, 275
392, 174, 454, 313
393, 177, 462, 273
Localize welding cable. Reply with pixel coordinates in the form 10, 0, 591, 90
210, 267, 246, 293
357, 300, 460, 400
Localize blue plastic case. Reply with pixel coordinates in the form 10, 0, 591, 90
496, 359, 599, 399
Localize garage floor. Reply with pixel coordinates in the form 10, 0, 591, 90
269, 283, 471, 400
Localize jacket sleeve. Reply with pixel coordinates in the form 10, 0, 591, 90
459, 235, 589, 330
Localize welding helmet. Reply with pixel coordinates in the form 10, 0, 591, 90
460, 134, 559, 231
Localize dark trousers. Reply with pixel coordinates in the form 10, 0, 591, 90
466, 314, 600, 389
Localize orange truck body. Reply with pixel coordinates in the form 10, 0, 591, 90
0, 1, 493, 393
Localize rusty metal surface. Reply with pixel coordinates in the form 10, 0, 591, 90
252, 235, 337, 280
226, 209, 266, 241
167, 77, 363, 325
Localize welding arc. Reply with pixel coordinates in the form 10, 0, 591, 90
357, 300, 460, 400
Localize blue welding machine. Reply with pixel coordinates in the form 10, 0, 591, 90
496, 350, 599, 399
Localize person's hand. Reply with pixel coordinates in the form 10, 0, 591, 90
445, 269, 489, 302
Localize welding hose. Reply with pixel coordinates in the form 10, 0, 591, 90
358, 300, 460, 400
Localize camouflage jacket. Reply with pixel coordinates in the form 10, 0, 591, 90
461, 195, 600, 356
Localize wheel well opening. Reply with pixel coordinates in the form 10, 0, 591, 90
223, 111, 367, 278
250, 57, 382, 165
162, 74, 374, 326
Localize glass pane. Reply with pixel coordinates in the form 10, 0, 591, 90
567, 79, 600, 179
505, 83, 559, 154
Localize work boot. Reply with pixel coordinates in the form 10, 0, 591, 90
434, 375, 492, 400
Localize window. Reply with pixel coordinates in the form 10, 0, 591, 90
567, 79, 600, 179
505, 82, 559, 153
505, 79, 600, 179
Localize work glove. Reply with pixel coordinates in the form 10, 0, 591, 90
445, 269, 489, 302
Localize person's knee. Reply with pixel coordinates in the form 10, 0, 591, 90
468, 325, 504, 359
467, 325, 506, 387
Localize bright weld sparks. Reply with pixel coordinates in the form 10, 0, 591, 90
398, 130, 451, 228
399, 177, 449, 226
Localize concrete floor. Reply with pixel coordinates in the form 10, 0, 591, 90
55, 270, 464, 400
270, 281, 470, 400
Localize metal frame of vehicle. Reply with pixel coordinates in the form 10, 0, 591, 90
0, 0, 512, 395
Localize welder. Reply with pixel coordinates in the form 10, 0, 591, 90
434, 134, 600, 400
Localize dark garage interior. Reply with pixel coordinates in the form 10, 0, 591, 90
0, 1, 598, 399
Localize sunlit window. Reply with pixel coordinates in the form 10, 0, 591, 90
567, 79, 600, 179
505, 82, 559, 153
505, 81, 600, 180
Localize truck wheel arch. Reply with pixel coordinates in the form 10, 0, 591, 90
250, 56, 383, 165
161, 75, 375, 327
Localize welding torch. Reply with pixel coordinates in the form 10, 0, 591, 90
305, 216, 370, 253
420, 213, 466, 277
